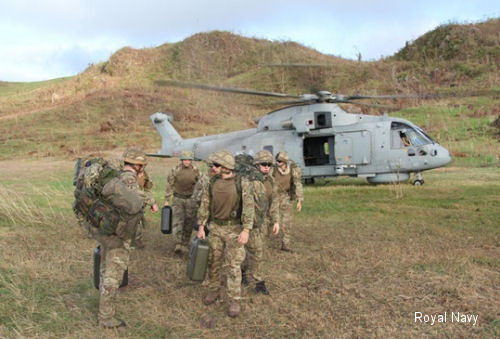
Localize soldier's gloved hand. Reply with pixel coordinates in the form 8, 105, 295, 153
296, 201, 302, 212
238, 229, 249, 245
151, 203, 159, 213
197, 225, 206, 239
272, 222, 280, 235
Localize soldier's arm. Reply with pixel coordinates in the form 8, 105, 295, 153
197, 183, 210, 227
292, 167, 304, 202
269, 181, 280, 224
142, 172, 157, 207
164, 167, 176, 202
193, 173, 209, 205
240, 178, 255, 231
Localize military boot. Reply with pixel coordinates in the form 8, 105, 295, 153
281, 243, 293, 253
255, 281, 270, 295
99, 317, 126, 329
203, 291, 220, 305
227, 301, 241, 317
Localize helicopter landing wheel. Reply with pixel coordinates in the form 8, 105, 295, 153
304, 178, 315, 185
413, 179, 424, 186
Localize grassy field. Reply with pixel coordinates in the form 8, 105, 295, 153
0, 157, 498, 338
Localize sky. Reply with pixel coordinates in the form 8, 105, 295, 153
0, 0, 498, 82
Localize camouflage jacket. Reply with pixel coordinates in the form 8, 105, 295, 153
198, 175, 255, 231
261, 174, 280, 224
192, 171, 210, 206
114, 169, 146, 239
165, 163, 200, 200
271, 162, 304, 202
137, 169, 156, 207
109, 157, 156, 207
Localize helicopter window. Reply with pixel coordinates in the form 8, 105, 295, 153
263, 145, 273, 155
391, 122, 433, 148
314, 112, 332, 129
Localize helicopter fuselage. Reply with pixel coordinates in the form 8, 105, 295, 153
150, 102, 451, 184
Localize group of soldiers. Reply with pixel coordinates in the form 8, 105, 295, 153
86, 146, 303, 328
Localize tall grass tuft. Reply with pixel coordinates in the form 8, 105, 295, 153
0, 185, 65, 227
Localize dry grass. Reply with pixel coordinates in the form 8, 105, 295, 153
0, 159, 498, 338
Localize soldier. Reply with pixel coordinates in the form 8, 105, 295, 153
197, 150, 254, 318
92, 147, 148, 328
243, 150, 280, 295
164, 150, 200, 254
123, 148, 159, 249
272, 150, 304, 252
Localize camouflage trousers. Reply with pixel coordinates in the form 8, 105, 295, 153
207, 224, 246, 301
98, 239, 131, 322
244, 224, 265, 283
134, 216, 147, 243
172, 196, 197, 247
277, 194, 293, 247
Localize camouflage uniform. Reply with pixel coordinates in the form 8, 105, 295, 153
198, 150, 254, 316
108, 156, 156, 248
165, 151, 200, 251
272, 151, 303, 251
244, 150, 280, 292
92, 147, 147, 328
134, 170, 157, 247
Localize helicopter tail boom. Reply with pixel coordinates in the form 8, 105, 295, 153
150, 112, 185, 156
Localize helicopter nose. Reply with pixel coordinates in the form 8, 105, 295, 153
434, 145, 452, 167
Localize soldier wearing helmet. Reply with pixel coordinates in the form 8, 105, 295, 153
272, 150, 304, 252
95, 146, 150, 328
120, 147, 159, 249
197, 149, 255, 318
241, 149, 280, 295
164, 150, 201, 254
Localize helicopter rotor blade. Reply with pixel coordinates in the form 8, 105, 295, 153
344, 93, 423, 100
338, 100, 400, 110
155, 80, 301, 99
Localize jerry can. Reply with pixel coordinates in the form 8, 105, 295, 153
93, 245, 128, 289
187, 237, 210, 281
161, 205, 172, 234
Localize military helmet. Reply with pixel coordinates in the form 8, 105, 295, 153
276, 151, 290, 162
212, 149, 235, 170
122, 146, 147, 165
179, 150, 194, 160
254, 150, 273, 164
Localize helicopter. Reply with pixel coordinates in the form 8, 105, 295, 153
149, 81, 452, 185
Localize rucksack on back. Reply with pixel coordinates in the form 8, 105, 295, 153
73, 157, 121, 234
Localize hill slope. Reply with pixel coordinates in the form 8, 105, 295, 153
0, 23, 499, 165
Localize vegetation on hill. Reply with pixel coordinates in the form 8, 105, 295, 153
0, 21, 499, 166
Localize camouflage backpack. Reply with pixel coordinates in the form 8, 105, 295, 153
73, 158, 122, 235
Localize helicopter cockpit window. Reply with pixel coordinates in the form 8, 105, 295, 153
391, 122, 433, 149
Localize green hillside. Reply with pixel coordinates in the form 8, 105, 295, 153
0, 22, 499, 166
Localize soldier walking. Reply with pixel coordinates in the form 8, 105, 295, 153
164, 150, 200, 254
243, 150, 280, 295
197, 150, 254, 317
272, 151, 303, 252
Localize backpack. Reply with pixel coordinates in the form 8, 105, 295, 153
211, 154, 269, 228
73, 158, 122, 234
